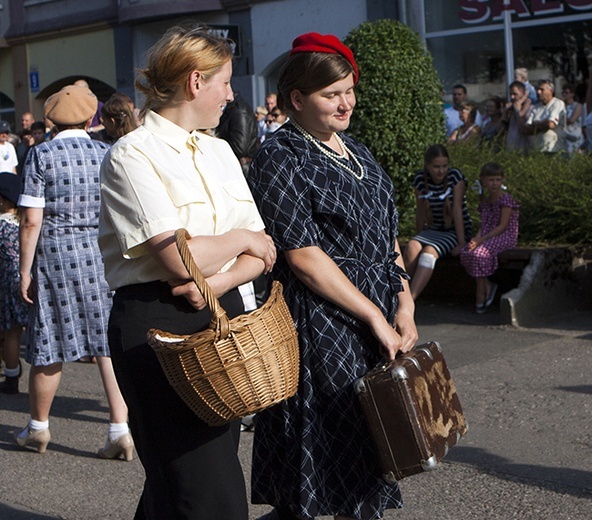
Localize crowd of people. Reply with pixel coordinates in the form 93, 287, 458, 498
0, 25, 588, 520
444, 66, 592, 154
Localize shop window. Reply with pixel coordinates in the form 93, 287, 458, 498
428, 31, 507, 102
513, 21, 592, 86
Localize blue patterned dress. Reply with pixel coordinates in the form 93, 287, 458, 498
0, 212, 29, 330
20, 134, 112, 365
248, 122, 407, 520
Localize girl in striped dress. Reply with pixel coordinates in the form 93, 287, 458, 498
403, 144, 471, 300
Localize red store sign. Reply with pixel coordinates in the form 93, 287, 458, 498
459, 0, 592, 24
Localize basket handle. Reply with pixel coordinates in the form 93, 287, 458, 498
174, 228, 231, 340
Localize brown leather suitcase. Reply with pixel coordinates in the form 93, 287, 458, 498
354, 341, 467, 482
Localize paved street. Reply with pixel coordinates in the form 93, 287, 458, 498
1, 300, 591, 519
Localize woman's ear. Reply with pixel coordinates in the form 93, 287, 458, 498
290, 90, 304, 112
188, 70, 201, 98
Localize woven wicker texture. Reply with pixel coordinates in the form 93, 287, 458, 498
147, 229, 299, 426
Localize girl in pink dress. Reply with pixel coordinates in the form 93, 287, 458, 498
460, 162, 519, 313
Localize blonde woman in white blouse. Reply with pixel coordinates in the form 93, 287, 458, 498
99, 25, 275, 520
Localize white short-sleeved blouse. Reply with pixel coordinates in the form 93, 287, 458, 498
99, 110, 264, 290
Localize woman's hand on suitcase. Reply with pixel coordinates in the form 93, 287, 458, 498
393, 308, 418, 354
369, 315, 405, 361
369, 308, 418, 360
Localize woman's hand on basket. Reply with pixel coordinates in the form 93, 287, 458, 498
168, 273, 231, 310
245, 230, 277, 274
168, 279, 207, 309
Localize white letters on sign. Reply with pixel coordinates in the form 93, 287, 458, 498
459, 0, 592, 25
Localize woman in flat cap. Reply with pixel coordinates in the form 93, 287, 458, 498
99, 25, 275, 519
248, 33, 418, 520
16, 85, 132, 460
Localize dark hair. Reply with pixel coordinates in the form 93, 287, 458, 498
562, 83, 575, 93
487, 96, 503, 112
31, 121, 46, 132
101, 93, 138, 139
452, 84, 467, 94
277, 52, 354, 113
480, 162, 505, 178
422, 144, 453, 229
55, 122, 87, 132
509, 80, 525, 92
424, 144, 449, 165
460, 101, 478, 123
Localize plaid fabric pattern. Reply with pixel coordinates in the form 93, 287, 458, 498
21, 137, 113, 365
248, 123, 406, 519
460, 193, 520, 278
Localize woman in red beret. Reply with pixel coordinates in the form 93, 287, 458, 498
248, 33, 418, 520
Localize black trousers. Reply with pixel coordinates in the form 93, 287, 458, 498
108, 281, 248, 520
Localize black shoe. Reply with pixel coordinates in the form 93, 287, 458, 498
484, 282, 498, 308
0, 376, 19, 394
241, 414, 256, 432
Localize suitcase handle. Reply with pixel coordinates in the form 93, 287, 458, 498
374, 341, 439, 371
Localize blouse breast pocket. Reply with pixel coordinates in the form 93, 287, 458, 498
221, 180, 255, 203
166, 181, 208, 208
220, 180, 259, 229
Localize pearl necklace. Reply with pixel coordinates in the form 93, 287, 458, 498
291, 120, 365, 180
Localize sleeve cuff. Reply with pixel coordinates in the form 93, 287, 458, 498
18, 194, 45, 208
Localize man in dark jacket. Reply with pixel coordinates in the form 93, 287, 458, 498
216, 91, 259, 174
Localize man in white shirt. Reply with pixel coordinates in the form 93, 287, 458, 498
0, 121, 18, 173
444, 84, 482, 137
525, 80, 567, 153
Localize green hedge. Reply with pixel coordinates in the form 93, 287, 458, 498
344, 19, 592, 246
345, 20, 445, 226
445, 144, 592, 246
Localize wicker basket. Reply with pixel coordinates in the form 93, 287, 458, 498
147, 229, 299, 426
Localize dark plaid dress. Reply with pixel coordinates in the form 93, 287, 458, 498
20, 135, 112, 366
248, 122, 407, 520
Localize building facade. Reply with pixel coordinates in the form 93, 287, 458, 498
0, 0, 591, 132
0, 0, 396, 130
403, 0, 592, 102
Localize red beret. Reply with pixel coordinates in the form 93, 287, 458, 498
290, 32, 359, 85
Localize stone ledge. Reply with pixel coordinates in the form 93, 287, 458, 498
500, 247, 592, 327
403, 243, 592, 327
